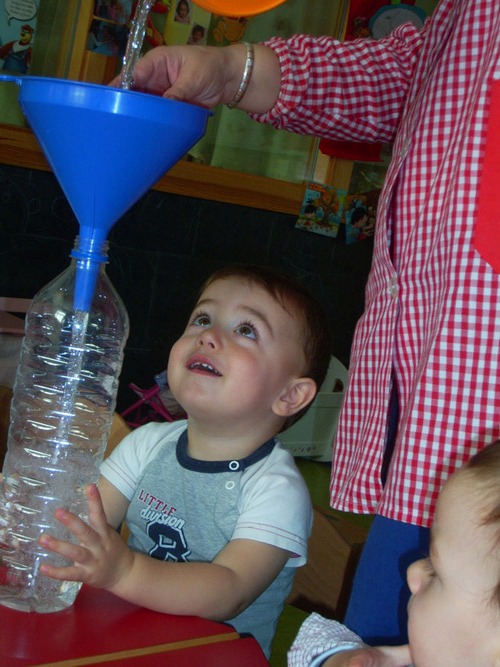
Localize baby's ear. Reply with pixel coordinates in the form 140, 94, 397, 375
272, 378, 317, 418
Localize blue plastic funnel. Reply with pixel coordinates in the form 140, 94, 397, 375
1, 75, 211, 309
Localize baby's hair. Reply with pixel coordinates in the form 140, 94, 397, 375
462, 441, 500, 607
200, 264, 332, 430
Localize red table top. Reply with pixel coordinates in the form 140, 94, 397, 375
0, 586, 269, 666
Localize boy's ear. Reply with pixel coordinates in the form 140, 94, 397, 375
272, 378, 317, 418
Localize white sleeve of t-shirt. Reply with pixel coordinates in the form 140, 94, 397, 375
100, 421, 187, 500
232, 442, 313, 567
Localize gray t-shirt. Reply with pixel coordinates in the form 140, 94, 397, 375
101, 420, 312, 657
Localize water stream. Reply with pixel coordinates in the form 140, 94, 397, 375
53, 309, 90, 456
118, 0, 155, 90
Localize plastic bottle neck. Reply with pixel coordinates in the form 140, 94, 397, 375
70, 236, 108, 264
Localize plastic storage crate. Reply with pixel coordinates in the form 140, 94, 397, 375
279, 356, 348, 462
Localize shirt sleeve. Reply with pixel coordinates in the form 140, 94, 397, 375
232, 444, 313, 566
288, 614, 366, 667
100, 421, 187, 500
250, 24, 426, 143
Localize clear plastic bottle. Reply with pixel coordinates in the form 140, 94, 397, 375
0, 237, 129, 613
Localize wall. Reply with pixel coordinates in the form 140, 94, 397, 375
0, 164, 373, 412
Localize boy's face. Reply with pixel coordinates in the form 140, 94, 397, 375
167, 277, 307, 431
406, 473, 500, 666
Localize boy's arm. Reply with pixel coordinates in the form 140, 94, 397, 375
113, 535, 290, 619
39, 482, 290, 620
98, 475, 129, 529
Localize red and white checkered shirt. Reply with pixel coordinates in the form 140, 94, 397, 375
254, 0, 500, 527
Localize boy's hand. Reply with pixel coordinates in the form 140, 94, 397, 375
39, 483, 133, 590
38, 483, 290, 617
323, 645, 412, 667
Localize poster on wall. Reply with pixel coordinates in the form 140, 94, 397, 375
0, 0, 40, 74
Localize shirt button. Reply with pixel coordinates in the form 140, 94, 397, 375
388, 277, 398, 297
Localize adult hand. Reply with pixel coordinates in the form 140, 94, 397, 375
110, 43, 281, 114
114, 45, 231, 107
323, 645, 412, 667
39, 483, 133, 591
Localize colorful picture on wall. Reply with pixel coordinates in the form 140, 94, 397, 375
345, 164, 383, 244
296, 182, 346, 238
87, 1, 134, 57
0, 0, 40, 74
344, 1, 439, 40
87, 19, 129, 57
297, 182, 379, 244
344, 195, 376, 245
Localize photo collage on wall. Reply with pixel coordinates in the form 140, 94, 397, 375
87, 1, 237, 61
0, 0, 40, 74
164, 0, 211, 47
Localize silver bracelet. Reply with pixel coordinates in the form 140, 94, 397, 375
227, 42, 254, 109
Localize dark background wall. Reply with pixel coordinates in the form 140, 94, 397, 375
0, 164, 373, 412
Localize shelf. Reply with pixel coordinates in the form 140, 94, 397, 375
0, 124, 306, 214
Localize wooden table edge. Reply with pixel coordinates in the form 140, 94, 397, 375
30, 630, 241, 667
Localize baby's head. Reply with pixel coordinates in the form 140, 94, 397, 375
407, 441, 500, 667
168, 264, 331, 434
199, 265, 331, 429
463, 443, 500, 604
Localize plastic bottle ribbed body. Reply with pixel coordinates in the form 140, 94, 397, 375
0, 243, 129, 612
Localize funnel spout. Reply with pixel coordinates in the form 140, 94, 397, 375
71, 233, 109, 312
74, 262, 100, 313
